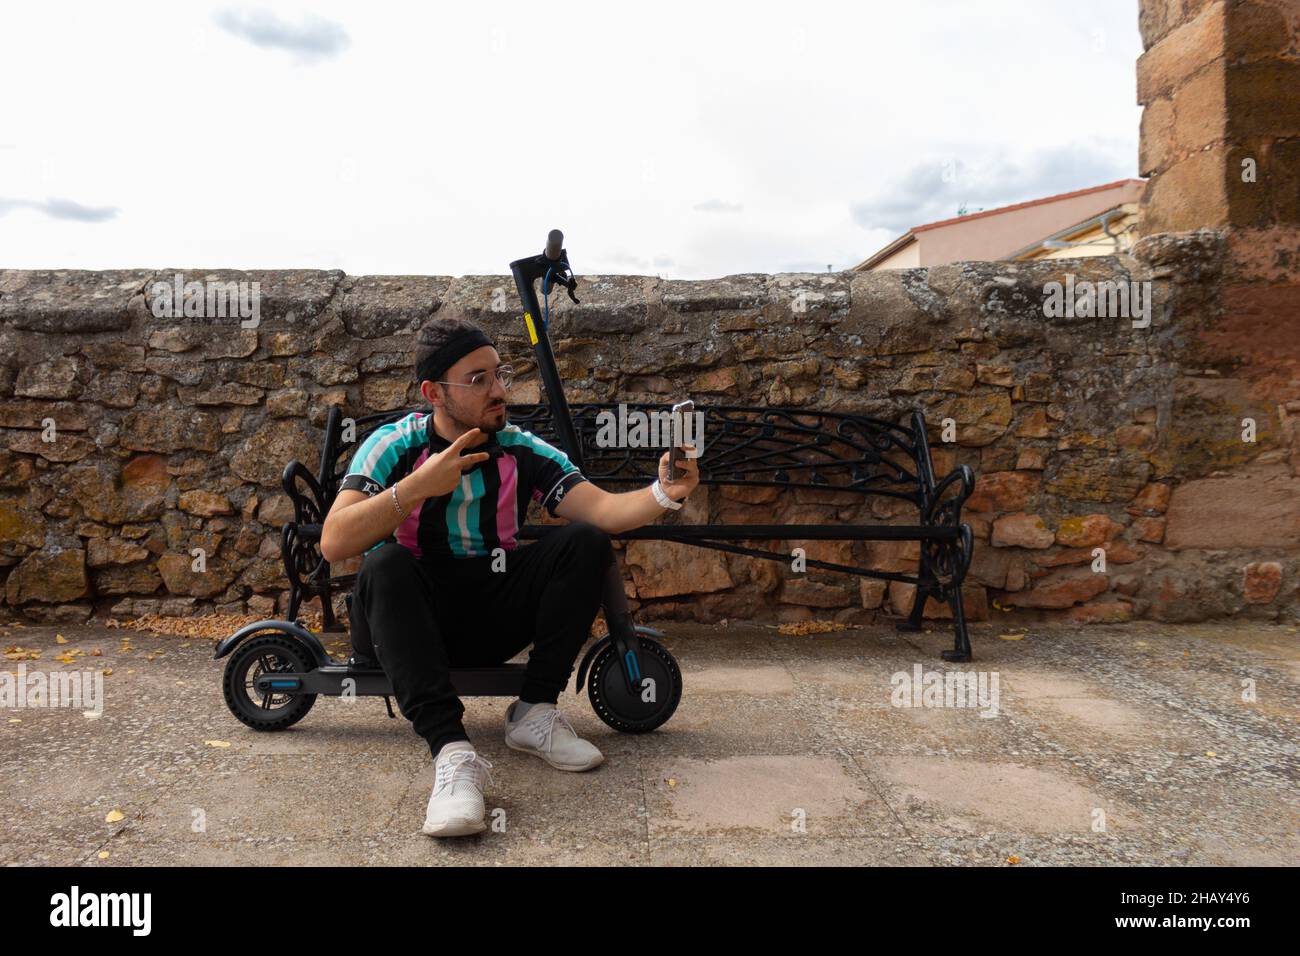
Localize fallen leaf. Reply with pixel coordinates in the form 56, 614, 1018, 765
91, 649, 102, 657
775, 620, 846, 636
1205, 750, 1217, 758
97, 851, 110, 859
55, 634, 68, 644
105, 809, 124, 824
1006, 855, 1021, 865
666, 778, 677, 789
998, 633, 1024, 641
8, 718, 21, 724
120, 612, 275, 640
205, 740, 231, 748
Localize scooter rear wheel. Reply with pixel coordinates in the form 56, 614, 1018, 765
586, 637, 681, 733
222, 633, 317, 731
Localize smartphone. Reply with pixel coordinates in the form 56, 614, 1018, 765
667, 399, 695, 482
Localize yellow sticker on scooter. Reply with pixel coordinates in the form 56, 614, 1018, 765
523, 312, 538, 345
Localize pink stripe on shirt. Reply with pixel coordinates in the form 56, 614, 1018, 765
496, 453, 519, 550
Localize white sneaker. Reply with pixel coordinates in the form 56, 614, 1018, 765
422, 742, 494, 837
504, 701, 604, 771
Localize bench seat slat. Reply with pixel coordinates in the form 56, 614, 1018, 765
517, 523, 959, 541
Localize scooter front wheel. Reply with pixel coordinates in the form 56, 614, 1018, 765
586, 637, 681, 733
222, 633, 317, 731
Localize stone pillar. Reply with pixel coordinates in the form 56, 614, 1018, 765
1137, 0, 1298, 237
1133, 0, 1294, 408
1136, 0, 1299, 619
1138, 0, 1299, 409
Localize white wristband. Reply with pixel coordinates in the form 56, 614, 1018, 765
651, 479, 683, 510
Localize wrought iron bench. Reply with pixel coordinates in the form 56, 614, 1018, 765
280, 400, 977, 661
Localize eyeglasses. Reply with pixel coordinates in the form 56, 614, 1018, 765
436, 364, 515, 391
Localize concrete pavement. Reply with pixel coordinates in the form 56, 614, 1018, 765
2, 617, 1296, 866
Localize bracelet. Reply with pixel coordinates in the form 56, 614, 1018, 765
389, 484, 407, 518
651, 479, 683, 511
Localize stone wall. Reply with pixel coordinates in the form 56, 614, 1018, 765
2, 236, 1296, 627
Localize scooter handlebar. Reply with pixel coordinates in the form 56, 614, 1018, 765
545, 229, 564, 262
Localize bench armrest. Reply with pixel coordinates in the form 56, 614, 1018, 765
925, 465, 974, 526
281, 459, 329, 529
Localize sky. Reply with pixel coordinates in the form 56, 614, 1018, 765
0, 1, 1144, 278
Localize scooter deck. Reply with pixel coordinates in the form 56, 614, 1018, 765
253, 662, 528, 698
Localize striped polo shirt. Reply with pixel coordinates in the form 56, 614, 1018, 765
339, 411, 589, 560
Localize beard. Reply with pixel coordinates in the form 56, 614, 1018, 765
446, 393, 507, 435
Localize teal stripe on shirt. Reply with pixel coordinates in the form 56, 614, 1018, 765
497, 427, 577, 470
447, 467, 488, 557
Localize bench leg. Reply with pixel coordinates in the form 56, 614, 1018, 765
941, 585, 973, 663
895, 585, 929, 632
319, 580, 341, 632
896, 542, 973, 662
895, 549, 936, 633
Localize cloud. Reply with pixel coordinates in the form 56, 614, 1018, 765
849, 143, 1136, 235
592, 251, 678, 274
213, 8, 350, 61
0, 197, 119, 222
693, 199, 743, 213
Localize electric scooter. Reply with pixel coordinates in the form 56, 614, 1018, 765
215, 231, 684, 735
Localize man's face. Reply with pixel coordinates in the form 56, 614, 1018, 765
438, 345, 509, 433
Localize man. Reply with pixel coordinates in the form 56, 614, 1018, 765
319, 318, 700, 837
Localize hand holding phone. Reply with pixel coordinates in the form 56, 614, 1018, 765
668, 399, 695, 482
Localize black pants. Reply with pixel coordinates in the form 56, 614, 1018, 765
350, 521, 614, 759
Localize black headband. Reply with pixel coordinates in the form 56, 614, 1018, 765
415, 328, 495, 384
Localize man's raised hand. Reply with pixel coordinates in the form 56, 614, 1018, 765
413, 428, 491, 499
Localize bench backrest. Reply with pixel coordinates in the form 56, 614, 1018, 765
315, 403, 936, 511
